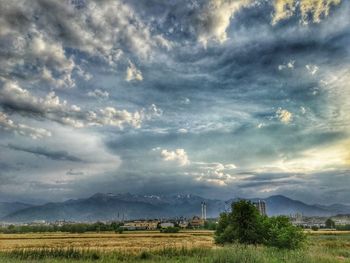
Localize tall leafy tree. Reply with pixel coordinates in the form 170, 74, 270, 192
325, 218, 335, 229
215, 200, 268, 245
215, 200, 305, 249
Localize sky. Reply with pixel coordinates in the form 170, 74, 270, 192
0, 0, 349, 205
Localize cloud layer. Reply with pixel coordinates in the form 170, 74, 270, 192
0, 0, 349, 204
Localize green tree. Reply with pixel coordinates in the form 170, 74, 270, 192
215, 200, 268, 245
325, 218, 335, 229
204, 220, 217, 230
266, 216, 306, 249
215, 200, 305, 249
115, 227, 124, 234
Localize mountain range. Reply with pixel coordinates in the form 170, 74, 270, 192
1, 193, 350, 223
0, 202, 33, 219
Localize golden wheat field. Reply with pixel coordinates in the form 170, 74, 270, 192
0, 230, 215, 252
1, 231, 350, 262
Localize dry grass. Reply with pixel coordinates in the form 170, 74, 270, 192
0, 230, 215, 253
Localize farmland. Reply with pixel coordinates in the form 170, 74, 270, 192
0, 230, 350, 262
0, 230, 214, 252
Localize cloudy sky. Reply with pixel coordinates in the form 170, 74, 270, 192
0, 0, 349, 204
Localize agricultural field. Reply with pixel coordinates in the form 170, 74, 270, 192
0, 230, 214, 252
0, 230, 350, 262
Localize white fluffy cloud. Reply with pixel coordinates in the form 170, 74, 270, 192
125, 62, 143, 82
87, 89, 109, 99
278, 60, 295, 70
0, 112, 51, 139
276, 108, 293, 124
188, 161, 237, 186
0, 0, 171, 88
0, 81, 158, 129
194, 0, 251, 45
190, 0, 341, 45
0, 81, 83, 127
94, 107, 143, 129
306, 64, 319, 75
156, 146, 238, 185
160, 148, 190, 166
272, 0, 342, 25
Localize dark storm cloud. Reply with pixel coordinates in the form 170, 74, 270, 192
7, 144, 83, 162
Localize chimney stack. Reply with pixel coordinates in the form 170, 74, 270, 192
201, 202, 203, 219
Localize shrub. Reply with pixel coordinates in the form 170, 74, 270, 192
115, 227, 124, 234
311, 225, 319, 231
266, 216, 305, 249
139, 251, 152, 260
204, 220, 217, 230
325, 218, 335, 229
215, 200, 305, 249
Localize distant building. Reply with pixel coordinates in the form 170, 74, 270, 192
253, 200, 266, 216
178, 221, 189, 228
160, 222, 174, 228
122, 220, 159, 230
30, 220, 48, 225
331, 215, 350, 226
190, 216, 204, 227
201, 201, 207, 220
290, 215, 326, 228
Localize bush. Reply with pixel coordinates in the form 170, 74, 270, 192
265, 216, 305, 249
325, 218, 335, 229
204, 220, 217, 230
311, 225, 319, 231
139, 251, 152, 260
115, 227, 124, 234
215, 200, 305, 249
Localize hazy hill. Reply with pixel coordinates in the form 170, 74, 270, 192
313, 203, 350, 215
2, 193, 349, 223
1, 193, 224, 222
0, 202, 33, 218
263, 195, 331, 216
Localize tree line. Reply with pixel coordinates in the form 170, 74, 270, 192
0, 221, 124, 234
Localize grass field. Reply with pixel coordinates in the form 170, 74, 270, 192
1, 230, 350, 262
